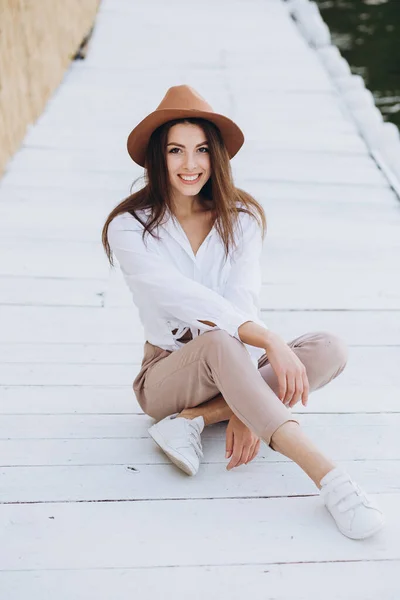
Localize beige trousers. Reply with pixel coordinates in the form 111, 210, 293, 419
133, 330, 348, 447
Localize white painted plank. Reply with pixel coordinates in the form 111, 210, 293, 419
0, 306, 144, 344
0, 413, 151, 439
1, 0, 399, 589
0, 495, 396, 570
261, 238, 400, 264
2, 194, 399, 252
0, 197, 113, 225
0, 169, 135, 193
0, 277, 105, 307
260, 283, 400, 310
0, 386, 141, 414
0, 185, 119, 206
0, 346, 399, 388
262, 311, 400, 346
66, 65, 335, 93
33, 102, 352, 131
26, 90, 354, 121
261, 261, 400, 285
33, 89, 349, 126
24, 124, 368, 154
2, 171, 393, 205
6, 148, 387, 187
1, 416, 398, 465
106, 264, 400, 310
0, 413, 398, 457
234, 155, 387, 186
0, 382, 397, 415
78, 46, 329, 74
0, 342, 144, 363
2, 189, 397, 236
1, 561, 398, 600
0, 342, 396, 368
0, 306, 398, 345
0, 242, 109, 279
237, 180, 398, 205
0, 460, 397, 504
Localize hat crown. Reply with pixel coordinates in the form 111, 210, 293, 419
156, 85, 214, 113
127, 84, 244, 166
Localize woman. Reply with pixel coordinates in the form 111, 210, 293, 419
102, 85, 384, 540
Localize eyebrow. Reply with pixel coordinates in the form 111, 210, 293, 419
166, 141, 208, 147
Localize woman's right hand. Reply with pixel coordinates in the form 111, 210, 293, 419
264, 331, 309, 408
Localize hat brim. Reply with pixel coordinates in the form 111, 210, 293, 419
127, 108, 244, 167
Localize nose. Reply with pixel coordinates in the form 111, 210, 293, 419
182, 152, 198, 171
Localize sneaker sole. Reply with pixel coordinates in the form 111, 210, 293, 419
333, 513, 385, 540
148, 424, 198, 476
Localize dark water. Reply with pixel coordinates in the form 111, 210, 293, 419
315, 0, 400, 129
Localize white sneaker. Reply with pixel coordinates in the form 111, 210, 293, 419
148, 413, 205, 476
319, 467, 385, 540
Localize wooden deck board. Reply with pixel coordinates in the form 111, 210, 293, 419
0, 496, 397, 569
1, 562, 400, 600
1, 0, 399, 596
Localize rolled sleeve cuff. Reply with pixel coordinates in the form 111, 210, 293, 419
223, 315, 252, 339
200, 312, 253, 340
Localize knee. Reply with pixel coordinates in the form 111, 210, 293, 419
316, 331, 348, 371
203, 328, 236, 347
141, 401, 169, 422
202, 328, 245, 359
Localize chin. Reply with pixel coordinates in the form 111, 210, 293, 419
181, 188, 200, 195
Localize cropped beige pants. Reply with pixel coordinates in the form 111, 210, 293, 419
133, 330, 348, 447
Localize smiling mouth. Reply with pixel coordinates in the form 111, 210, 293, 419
178, 174, 202, 183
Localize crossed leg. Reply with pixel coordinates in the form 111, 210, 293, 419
179, 330, 347, 423
177, 330, 348, 487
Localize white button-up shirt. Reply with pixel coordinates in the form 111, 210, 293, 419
107, 205, 268, 369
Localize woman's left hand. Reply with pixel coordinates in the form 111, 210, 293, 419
225, 414, 261, 470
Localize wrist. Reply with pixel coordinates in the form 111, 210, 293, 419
237, 320, 276, 351
263, 329, 277, 351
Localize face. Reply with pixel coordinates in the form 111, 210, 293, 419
166, 123, 211, 199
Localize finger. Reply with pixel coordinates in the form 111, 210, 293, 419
246, 439, 260, 464
240, 445, 252, 466
278, 371, 286, 402
250, 440, 261, 464
231, 439, 253, 469
284, 374, 295, 404
289, 372, 303, 408
225, 427, 233, 458
227, 435, 242, 470
302, 372, 310, 406
227, 449, 242, 470
245, 437, 259, 462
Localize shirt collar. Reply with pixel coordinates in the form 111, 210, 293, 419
160, 205, 216, 263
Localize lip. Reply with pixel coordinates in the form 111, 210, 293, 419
178, 174, 202, 185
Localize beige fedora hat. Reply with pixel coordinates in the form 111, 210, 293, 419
127, 85, 245, 167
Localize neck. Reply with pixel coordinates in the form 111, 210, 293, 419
170, 193, 203, 219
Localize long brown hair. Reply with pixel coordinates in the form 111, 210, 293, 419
101, 117, 266, 266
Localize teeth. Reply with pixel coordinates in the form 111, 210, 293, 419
180, 174, 200, 181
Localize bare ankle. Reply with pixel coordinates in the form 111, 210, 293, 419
269, 420, 336, 490
177, 410, 197, 420
177, 397, 233, 427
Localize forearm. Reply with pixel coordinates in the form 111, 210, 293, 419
237, 320, 272, 349
199, 319, 272, 350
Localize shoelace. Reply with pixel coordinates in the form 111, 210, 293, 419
187, 421, 204, 459
326, 473, 371, 513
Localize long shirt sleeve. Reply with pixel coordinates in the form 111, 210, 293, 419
107, 214, 256, 338
222, 212, 268, 341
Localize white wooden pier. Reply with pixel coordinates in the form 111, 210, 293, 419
1, 0, 399, 597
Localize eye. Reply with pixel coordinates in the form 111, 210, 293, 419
168, 146, 208, 154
